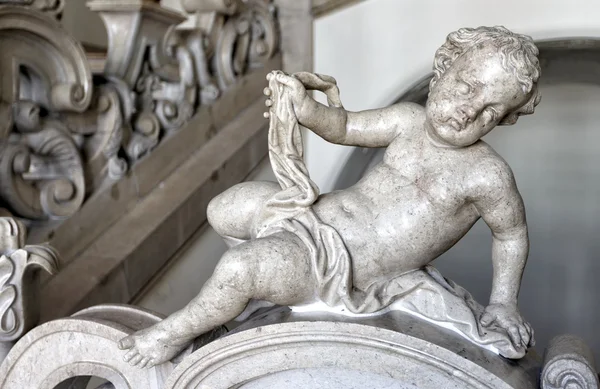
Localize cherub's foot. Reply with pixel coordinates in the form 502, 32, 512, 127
118, 325, 191, 368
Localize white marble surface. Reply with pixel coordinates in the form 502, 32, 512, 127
364, 82, 600, 358
309, 0, 600, 193
136, 158, 276, 315
239, 368, 417, 389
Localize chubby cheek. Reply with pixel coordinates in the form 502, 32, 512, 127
457, 118, 495, 145
427, 97, 453, 122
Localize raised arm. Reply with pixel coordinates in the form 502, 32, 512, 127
270, 72, 422, 148
471, 158, 533, 352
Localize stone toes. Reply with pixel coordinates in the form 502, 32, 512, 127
124, 349, 138, 362
138, 357, 151, 369
118, 336, 134, 350
129, 354, 143, 366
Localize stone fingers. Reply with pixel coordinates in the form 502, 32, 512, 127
507, 324, 526, 350
263, 83, 272, 119
479, 311, 495, 327
524, 322, 535, 347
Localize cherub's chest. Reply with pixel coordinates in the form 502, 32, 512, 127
381, 147, 468, 209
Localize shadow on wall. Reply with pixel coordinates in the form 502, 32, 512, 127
364, 81, 600, 357
61, 0, 107, 47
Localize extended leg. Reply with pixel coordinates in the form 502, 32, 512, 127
118, 231, 315, 368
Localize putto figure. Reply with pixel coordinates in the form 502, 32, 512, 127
119, 26, 542, 368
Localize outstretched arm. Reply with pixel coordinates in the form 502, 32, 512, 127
271, 73, 421, 148
472, 159, 533, 351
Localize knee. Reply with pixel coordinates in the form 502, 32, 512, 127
212, 248, 257, 294
207, 181, 280, 239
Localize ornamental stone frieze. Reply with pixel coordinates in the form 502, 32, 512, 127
0, 0, 278, 225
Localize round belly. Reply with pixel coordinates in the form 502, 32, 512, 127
313, 186, 477, 289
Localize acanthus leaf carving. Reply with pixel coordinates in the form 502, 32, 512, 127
0, 102, 85, 220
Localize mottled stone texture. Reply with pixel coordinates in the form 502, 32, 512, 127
120, 26, 540, 366
541, 334, 599, 389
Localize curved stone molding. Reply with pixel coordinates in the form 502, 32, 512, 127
0, 305, 180, 388
165, 321, 515, 389
0, 5, 93, 113
541, 334, 599, 389
0, 104, 86, 220
0, 217, 58, 342
0, 304, 541, 388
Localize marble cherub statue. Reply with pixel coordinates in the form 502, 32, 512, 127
119, 26, 541, 368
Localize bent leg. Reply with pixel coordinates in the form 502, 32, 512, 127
119, 231, 315, 367
207, 181, 280, 247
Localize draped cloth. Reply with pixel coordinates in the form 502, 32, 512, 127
252, 71, 525, 358
252, 71, 367, 311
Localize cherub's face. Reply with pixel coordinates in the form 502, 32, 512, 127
426, 42, 532, 147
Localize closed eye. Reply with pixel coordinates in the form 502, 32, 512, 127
485, 106, 499, 121
456, 80, 472, 95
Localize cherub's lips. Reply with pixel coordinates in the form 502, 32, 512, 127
447, 118, 463, 131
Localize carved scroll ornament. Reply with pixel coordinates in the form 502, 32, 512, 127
0, 5, 91, 220
542, 334, 599, 389
0, 1, 279, 223
0, 217, 59, 342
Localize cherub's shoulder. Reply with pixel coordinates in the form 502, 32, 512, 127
389, 102, 426, 120
386, 102, 425, 136
466, 142, 516, 190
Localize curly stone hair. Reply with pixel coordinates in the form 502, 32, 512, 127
430, 26, 542, 125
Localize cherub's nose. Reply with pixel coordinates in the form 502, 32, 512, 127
462, 106, 477, 120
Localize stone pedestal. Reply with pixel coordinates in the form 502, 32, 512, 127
1, 304, 597, 388
186, 306, 539, 389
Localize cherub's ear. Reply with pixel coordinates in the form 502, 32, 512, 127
499, 112, 519, 126
499, 87, 541, 126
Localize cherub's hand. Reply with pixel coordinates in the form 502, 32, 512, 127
480, 303, 534, 351
264, 72, 311, 122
